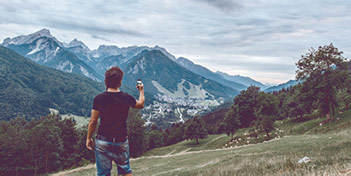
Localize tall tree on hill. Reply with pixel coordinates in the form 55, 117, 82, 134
285, 84, 315, 120
296, 44, 349, 120
231, 86, 260, 128
57, 118, 79, 168
253, 92, 279, 139
166, 122, 185, 145
127, 109, 147, 157
184, 116, 208, 144
223, 105, 241, 138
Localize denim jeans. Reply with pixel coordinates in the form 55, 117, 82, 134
95, 138, 132, 176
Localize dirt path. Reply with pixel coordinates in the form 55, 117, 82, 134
51, 164, 95, 176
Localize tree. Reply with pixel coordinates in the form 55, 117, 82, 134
166, 122, 185, 145
0, 118, 28, 176
223, 105, 241, 138
57, 118, 79, 169
232, 86, 260, 127
252, 93, 279, 139
27, 115, 64, 174
283, 84, 315, 120
147, 130, 164, 150
296, 44, 349, 120
127, 109, 147, 157
76, 126, 95, 163
337, 89, 351, 111
184, 116, 208, 144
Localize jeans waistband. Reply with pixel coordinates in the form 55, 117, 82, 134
96, 134, 127, 143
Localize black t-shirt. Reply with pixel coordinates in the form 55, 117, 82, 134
93, 91, 137, 139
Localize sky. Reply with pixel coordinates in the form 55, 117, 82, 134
1, 0, 350, 85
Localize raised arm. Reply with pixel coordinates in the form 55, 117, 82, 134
134, 83, 145, 109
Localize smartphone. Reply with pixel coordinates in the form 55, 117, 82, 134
136, 79, 142, 89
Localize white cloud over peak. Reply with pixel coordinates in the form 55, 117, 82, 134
0, 0, 350, 84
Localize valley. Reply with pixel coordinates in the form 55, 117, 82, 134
1, 29, 258, 127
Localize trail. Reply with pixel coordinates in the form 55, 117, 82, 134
177, 107, 184, 123
51, 164, 95, 176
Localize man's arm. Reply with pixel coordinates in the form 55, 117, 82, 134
86, 109, 99, 150
134, 83, 145, 109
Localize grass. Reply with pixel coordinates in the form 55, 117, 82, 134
61, 113, 89, 128
52, 110, 351, 176
50, 108, 90, 128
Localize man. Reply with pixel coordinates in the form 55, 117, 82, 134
86, 67, 144, 176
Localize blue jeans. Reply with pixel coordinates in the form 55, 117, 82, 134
95, 138, 132, 176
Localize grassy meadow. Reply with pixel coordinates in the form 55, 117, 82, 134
52, 110, 351, 176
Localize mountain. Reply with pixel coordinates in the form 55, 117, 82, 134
1, 29, 102, 81
175, 57, 247, 91
121, 50, 239, 99
0, 46, 105, 120
119, 50, 239, 128
0, 46, 151, 121
65, 38, 90, 51
264, 80, 298, 92
2, 28, 62, 47
215, 71, 268, 90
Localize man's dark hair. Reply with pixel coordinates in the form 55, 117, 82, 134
105, 67, 124, 89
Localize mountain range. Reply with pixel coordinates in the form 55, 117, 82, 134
1, 29, 275, 97
0, 29, 296, 125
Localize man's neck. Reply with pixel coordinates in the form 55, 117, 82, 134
106, 88, 120, 92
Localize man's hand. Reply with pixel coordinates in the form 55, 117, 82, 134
136, 83, 144, 92
134, 83, 145, 109
86, 138, 94, 150
86, 109, 99, 150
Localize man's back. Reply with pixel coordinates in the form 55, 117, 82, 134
93, 91, 136, 139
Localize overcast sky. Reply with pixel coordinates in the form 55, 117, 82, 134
1, 0, 350, 85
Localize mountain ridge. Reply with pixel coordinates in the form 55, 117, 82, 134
264, 80, 298, 92
122, 50, 239, 98
215, 71, 268, 89
1, 29, 269, 95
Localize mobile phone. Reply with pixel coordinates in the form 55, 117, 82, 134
136, 79, 142, 90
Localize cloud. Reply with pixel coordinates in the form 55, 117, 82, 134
91, 34, 113, 42
196, 0, 242, 12
0, 0, 351, 84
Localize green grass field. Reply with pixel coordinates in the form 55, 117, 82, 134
52, 110, 351, 176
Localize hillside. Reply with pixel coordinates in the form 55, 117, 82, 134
216, 71, 268, 90
53, 110, 351, 176
175, 57, 247, 91
122, 50, 239, 98
264, 80, 298, 92
0, 46, 145, 120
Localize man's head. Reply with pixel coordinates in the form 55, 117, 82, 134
105, 67, 124, 89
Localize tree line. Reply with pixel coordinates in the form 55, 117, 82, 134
209, 44, 351, 138
0, 106, 207, 175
